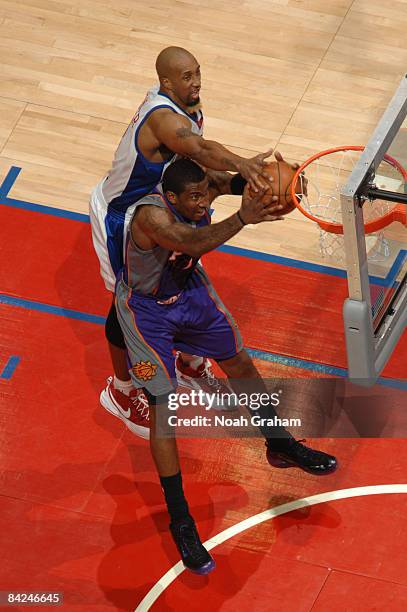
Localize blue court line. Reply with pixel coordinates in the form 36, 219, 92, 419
246, 348, 348, 376
0, 293, 405, 390
245, 348, 407, 390
0, 294, 105, 325
0, 166, 21, 198
0, 166, 89, 221
1, 197, 90, 222
217, 244, 347, 279
1, 166, 405, 286
0, 356, 20, 380
218, 245, 407, 288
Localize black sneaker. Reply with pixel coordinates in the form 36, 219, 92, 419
266, 438, 337, 475
170, 518, 215, 575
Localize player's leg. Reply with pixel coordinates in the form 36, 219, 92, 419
115, 283, 215, 574
89, 181, 131, 390
218, 349, 337, 474
100, 298, 150, 438
177, 278, 337, 475
108, 343, 129, 380
106, 297, 132, 383
148, 393, 215, 574
89, 184, 149, 437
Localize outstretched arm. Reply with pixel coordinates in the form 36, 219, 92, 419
205, 154, 305, 203
135, 187, 284, 259
149, 110, 273, 191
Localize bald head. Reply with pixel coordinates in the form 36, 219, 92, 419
156, 46, 197, 80
155, 46, 201, 109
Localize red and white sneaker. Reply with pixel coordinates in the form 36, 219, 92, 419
100, 377, 150, 440
175, 354, 237, 411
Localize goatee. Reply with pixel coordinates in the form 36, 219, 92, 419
186, 98, 202, 111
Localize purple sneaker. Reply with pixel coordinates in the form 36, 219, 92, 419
170, 518, 215, 575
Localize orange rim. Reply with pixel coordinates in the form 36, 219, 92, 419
290, 145, 407, 234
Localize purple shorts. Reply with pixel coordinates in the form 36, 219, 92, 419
116, 273, 243, 396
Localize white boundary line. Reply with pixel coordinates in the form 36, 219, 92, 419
135, 484, 407, 611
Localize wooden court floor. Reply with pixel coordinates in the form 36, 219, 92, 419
0, 0, 407, 262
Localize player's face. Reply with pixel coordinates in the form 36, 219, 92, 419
172, 178, 210, 221
168, 59, 201, 108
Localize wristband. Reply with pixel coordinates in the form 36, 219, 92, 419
236, 210, 246, 226
230, 173, 247, 195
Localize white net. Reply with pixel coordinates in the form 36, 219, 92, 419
294, 149, 401, 262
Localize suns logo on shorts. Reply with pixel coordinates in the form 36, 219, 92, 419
132, 360, 158, 381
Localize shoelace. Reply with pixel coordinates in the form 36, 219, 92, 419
129, 391, 150, 421
200, 362, 224, 391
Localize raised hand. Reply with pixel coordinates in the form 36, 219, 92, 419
236, 148, 275, 192
238, 184, 284, 225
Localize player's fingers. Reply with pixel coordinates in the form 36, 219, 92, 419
253, 174, 272, 190
271, 149, 300, 171
247, 176, 260, 192
250, 173, 271, 191
246, 184, 268, 201
261, 195, 279, 207
258, 148, 274, 163
260, 169, 274, 185
263, 203, 284, 215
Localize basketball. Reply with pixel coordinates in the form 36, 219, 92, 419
250, 161, 300, 215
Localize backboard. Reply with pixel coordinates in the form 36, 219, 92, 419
341, 75, 407, 386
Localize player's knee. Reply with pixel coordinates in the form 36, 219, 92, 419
105, 301, 126, 349
218, 349, 257, 378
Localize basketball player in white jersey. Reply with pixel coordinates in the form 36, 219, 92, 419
90, 46, 278, 439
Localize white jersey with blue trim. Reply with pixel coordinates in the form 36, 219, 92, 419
101, 85, 204, 212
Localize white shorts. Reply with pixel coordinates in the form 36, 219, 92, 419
89, 179, 136, 292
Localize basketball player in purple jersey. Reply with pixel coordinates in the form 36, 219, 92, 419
90, 47, 278, 438
116, 158, 337, 574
